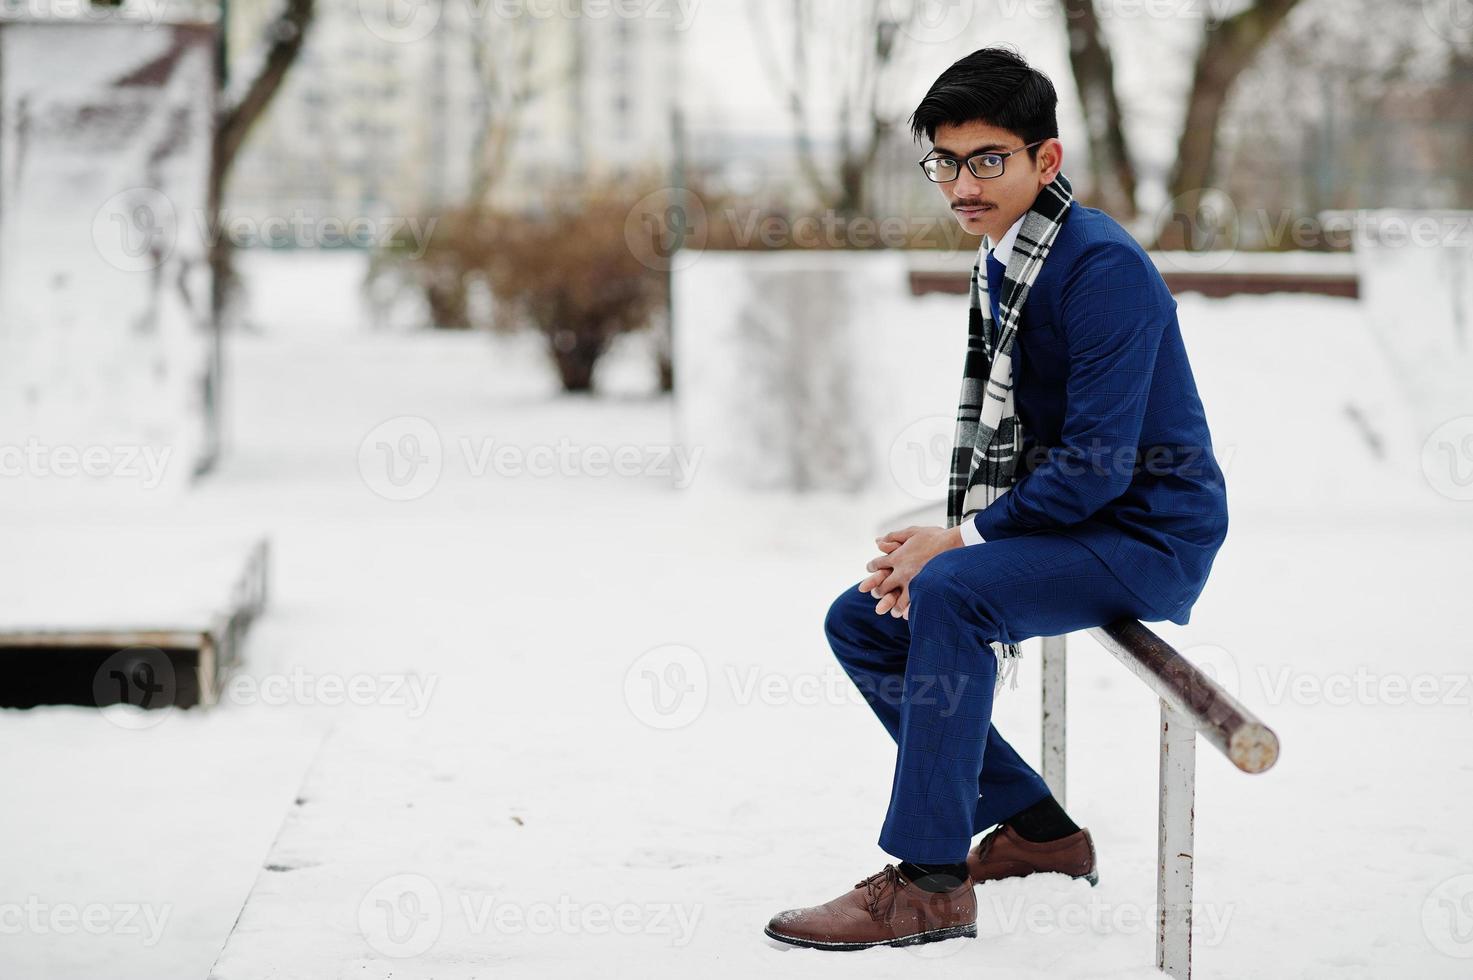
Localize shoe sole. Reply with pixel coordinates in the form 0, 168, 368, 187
764, 922, 977, 951
969, 868, 1099, 887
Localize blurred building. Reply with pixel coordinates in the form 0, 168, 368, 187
224, 0, 681, 225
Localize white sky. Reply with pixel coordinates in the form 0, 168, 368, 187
676, 0, 1205, 178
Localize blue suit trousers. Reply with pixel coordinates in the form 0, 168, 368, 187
824, 529, 1164, 864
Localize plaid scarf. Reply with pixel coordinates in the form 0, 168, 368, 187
946, 172, 1075, 671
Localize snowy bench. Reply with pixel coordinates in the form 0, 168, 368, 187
0, 532, 270, 710
1039, 622, 1279, 979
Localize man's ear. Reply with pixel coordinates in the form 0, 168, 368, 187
1038, 138, 1063, 184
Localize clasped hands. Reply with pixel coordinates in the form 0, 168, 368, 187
856, 524, 964, 619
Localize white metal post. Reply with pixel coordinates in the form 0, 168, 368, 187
1157, 700, 1196, 979
1039, 634, 1068, 806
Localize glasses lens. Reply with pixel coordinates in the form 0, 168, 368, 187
923, 158, 958, 182
969, 154, 1005, 178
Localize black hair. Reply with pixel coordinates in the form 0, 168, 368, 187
908, 46, 1059, 161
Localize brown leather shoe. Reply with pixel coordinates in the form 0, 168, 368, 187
966, 825, 1099, 886
764, 864, 977, 950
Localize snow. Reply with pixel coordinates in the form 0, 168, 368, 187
2, 253, 1472, 978
1351, 208, 1473, 430
0, 528, 264, 632
675, 249, 1436, 513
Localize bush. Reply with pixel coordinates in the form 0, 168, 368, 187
388, 182, 671, 393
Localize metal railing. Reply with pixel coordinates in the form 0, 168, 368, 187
1039, 622, 1279, 979
874, 504, 1279, 975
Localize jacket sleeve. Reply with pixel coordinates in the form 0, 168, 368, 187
970, 241, 1167, 541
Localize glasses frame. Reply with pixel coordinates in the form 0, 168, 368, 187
918, 139, 1048, 182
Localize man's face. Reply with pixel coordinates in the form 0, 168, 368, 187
927, 120, 1062, 242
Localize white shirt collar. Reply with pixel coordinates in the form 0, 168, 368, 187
990, 212, 1026, 267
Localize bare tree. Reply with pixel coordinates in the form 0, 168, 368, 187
209, 0, 316, 319
463, 12, 577, 209
1218, 0, 1437, 221
748, 0, 915, 218
1060, 0, 1138, 220
1159, 0, 1302, 247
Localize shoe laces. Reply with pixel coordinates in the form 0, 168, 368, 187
854, 864, 907, 921
975, 825, 1004, 861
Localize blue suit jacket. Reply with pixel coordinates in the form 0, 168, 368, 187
969, 203, 1228, 624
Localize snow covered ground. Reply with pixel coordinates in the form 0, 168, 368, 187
2, 282, 1472, 978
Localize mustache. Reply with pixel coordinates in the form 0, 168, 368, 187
952, 200, 993, 209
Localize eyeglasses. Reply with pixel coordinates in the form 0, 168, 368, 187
918, 140, 1047, 182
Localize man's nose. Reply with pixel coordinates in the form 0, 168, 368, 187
953, 169, 985, 200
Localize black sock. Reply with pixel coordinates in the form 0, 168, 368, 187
1002, 794, 1081, 843
897, 860, 968, 892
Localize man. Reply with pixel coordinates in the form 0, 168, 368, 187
764, 47, 1229, 951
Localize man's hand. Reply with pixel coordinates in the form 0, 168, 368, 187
857, 524, 964, 619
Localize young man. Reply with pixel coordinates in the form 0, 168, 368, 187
763, 47, 1229, 951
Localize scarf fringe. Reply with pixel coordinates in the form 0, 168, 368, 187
993, 645, 1022, 691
